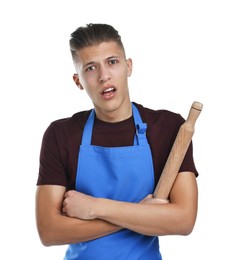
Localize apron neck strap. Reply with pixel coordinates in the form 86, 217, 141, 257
132, 103, 148, 146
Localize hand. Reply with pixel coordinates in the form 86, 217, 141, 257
62, 190, 96, 220
140, 194, 169, 205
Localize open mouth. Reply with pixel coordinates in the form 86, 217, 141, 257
101, 87, 116, 96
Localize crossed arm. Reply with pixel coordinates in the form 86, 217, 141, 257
36, 171, 198, 246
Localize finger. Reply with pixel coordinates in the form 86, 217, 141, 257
62, 205, 66, 214
152, 198, 169, 204
64, 191, 69, 198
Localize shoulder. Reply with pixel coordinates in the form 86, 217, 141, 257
133, 102, 185, 127
40, 110, 92, 147
45, 110, 92, 136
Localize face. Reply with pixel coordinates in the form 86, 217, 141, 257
73, 41, 133, 122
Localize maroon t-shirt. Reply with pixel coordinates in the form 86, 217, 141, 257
37, 102, 198, 191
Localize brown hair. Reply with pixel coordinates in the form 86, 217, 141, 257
70, 23, 125, 61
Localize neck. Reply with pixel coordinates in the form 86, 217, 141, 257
94, 102, 132, 123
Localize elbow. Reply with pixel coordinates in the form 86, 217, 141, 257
37, 228, 55, 247
177, 216, 197, 236
36, 223, 59, 247
40, 236, 54, 247
179, 224, 194, 236
173, 203, 198, 236
40, 239, 53, 247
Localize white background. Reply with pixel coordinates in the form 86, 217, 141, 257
0, 0, 230, 259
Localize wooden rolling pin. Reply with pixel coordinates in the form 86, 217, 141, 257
153, 101, 203, 200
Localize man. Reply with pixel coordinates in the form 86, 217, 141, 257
36, 23, 198, 259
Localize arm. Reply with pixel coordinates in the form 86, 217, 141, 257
35, 185, 121, 246
62, 171, 198, 236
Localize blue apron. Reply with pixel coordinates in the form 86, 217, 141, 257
64, 103, 162, 260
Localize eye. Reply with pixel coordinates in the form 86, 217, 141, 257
86, 65, 96, 72
109, 59, 118, 65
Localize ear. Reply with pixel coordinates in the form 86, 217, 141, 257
73, 73, 84, 90
126, 58, 133, 77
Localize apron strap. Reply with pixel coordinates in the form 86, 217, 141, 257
81, 109, 95, 145
81, 103, 148, 146
132, 103, 148, 146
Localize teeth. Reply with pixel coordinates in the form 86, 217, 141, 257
103, 87, 114, 93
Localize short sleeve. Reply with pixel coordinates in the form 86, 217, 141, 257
37, 123, 68, 187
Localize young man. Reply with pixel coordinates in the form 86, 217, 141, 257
36, 23, 198, 259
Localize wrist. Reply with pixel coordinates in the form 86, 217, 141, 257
92, 198, 107, 219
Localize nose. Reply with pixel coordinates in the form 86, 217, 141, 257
99, 66, 111, 82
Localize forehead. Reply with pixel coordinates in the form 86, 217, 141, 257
76, 41, 125, 64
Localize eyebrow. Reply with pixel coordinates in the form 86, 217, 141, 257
107, 55, 120, 60
83, 55, 120, 69
83, 61, 95, 69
